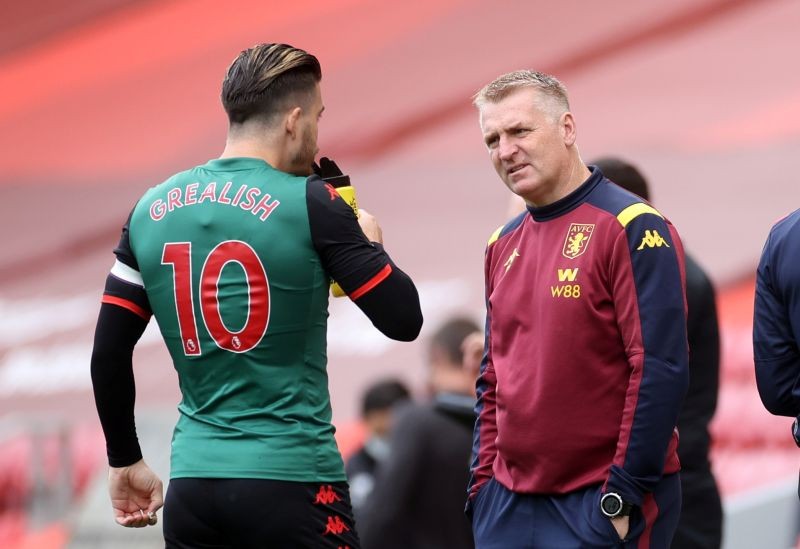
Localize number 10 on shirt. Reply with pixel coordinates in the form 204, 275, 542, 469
161, 240, 270, 356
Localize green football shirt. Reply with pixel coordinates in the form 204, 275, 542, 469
128, 157, 342, 481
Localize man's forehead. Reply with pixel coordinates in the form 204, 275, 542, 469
480, 95, 533, 130
479, 88, 556, 130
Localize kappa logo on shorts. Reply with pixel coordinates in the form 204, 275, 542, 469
314, 485, 341, 505
323, 515, 350, 535
636, 229, 670, 250
562, 223, 595, 259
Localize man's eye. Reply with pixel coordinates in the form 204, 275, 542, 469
486, 137, 498, 149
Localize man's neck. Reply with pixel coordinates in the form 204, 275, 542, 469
560, 157, 592, 199
220, 141, 281, 167
220, 127, 284, 170
527, 156, 591, 208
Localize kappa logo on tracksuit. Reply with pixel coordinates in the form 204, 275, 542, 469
636, 229, 670, 250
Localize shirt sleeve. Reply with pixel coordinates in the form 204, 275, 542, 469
91, 301, 149, 466
105, 209, 152, 320
753, 227, 800, 417
467, 243, 499, 506
306, 176, 422, 341
605, 211, 690, 506
90, 209, 152, 467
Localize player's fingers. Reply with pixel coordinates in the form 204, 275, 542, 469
114, 516, 129, 527
145, 504, 162, 526
117, 509, 150, 528
132, 509, 149, 528
115, 513, 143, 528
148, 484, 165, 513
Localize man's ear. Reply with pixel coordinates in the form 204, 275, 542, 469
285, 106, 302, 138
561, 112, 577, 146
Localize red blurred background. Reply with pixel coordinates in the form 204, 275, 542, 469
1, 0, 798, 546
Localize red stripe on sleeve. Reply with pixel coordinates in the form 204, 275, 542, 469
638, 493, 659, 549
102, 295, 151, 320
349, 264, 392, 301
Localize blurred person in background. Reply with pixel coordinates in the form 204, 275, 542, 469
468, 70, 689, 549
346, 378, 411, 521
89, 42, 422, 548
359, 316, 481, 549
753, 208, 800, 497
593, 157, 723, 549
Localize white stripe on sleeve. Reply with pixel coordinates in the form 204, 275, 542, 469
110, 260, 145, 287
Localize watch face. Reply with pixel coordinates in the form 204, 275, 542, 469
793, 418, 800, 448
601, 493, 622, 516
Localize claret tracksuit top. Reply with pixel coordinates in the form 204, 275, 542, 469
470, 167, 689, 508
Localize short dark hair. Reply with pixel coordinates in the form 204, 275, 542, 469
592, 157, 651, 201
429, 316, 481, 366
221, 43, 321, 125
361, 379, 411, 417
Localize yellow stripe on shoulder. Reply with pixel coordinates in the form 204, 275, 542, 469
487, 224, 505, 246
616, 203, 663, 228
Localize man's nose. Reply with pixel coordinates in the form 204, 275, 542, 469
497, 136, 516, 160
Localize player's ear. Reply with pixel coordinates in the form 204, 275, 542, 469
285, 107, 302, 138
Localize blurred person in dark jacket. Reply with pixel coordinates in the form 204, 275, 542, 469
359, 316, 481, 549
593, 156, 723, 549
346, 379, 411, 522
753, 208, 800, 498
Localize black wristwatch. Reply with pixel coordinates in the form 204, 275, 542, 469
792, 417, 800, 448
600, 492, 633, 518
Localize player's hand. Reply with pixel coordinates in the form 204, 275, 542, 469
108, 459, 164, 528
357, 208, 383, 244
611, 515, 629, 540
313, 157, 350, 188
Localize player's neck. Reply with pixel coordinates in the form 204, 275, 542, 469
219, 137, 283, 171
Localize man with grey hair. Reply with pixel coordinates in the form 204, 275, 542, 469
467, 70, 689, 548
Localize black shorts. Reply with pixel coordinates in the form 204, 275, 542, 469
163, 478, 360, 548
